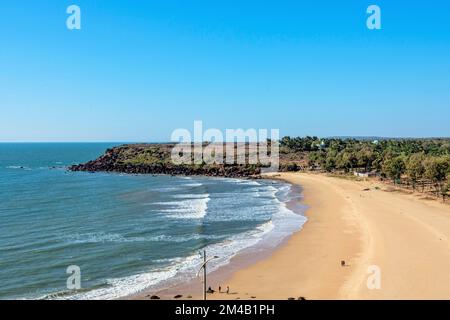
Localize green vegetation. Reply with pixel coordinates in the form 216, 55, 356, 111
280, 137, 450, 201
73, 137, 450, 201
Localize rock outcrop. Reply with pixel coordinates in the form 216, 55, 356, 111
69, 144, 263, 178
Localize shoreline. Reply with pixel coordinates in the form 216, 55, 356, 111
132, 172, 450, 300
127, 176, 307, 300
210, 172, 450, 299
204, 172, 365, 300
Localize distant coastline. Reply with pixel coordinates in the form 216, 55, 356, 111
70, 137, 450, 202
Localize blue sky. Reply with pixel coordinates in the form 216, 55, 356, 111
0, 0, 449, 142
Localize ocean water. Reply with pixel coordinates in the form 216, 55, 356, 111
0, 143, 306, 300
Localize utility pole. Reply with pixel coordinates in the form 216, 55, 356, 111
203, 250, 207, 301
197, 250, 219, 301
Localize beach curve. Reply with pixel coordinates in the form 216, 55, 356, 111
195, 172, 450, 300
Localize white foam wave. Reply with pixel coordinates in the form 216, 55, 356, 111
62, 232, 226, 244
63, 265, 180, 300
155, 194, 210, 219
158, 186, 182, 192
183, 183, 202, 187
172, 194, 208, 199
63, 233, 125, 244
237, 180, 261, 186
62, 220, 275, 300
6, 165, 31, 170
58, 179, 306, 301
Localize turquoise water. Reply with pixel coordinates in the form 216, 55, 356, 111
0, 143, 305, 300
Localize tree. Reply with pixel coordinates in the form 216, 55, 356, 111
356, 146, 375, 171
406, 153, 425, 190
423, 156, 450, 196
324, 154, 336, 172
308, 152, 320, 169
336, 151, 355, 172
441, 182, 449, 203
382, 156, 406, 183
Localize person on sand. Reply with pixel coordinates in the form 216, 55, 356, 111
226, 286, 229, 294
218, 286, 221, 293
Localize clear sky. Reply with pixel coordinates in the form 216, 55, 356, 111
0, 0, 449, 142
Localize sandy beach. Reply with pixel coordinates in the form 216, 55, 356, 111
134, 172, 450, 300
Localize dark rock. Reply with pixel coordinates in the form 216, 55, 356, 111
149, 295, 160, 300
69, 144, 264, 178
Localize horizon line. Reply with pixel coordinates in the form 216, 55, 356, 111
1, 136, 450, 143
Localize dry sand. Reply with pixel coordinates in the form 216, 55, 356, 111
134, 172, 450, 300
209, 172, 450, 300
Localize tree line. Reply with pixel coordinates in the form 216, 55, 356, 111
280, 137, 450, 200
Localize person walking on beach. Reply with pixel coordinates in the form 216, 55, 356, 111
226, 286, 229, 294
218, 286, 222, 293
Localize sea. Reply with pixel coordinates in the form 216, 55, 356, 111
0, 143, 306, 300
